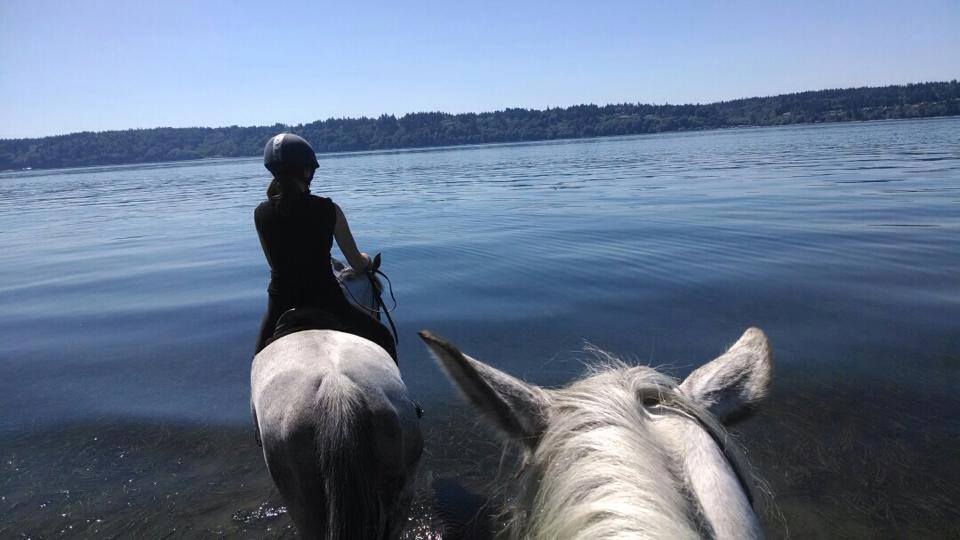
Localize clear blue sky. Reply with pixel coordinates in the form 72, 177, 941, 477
1, 0, 957, 139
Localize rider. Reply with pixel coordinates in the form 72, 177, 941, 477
253, 132, 397, 360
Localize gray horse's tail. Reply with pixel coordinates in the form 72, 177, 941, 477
314, 375, 385, 540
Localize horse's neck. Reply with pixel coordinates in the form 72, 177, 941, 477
514, 389, 702, 539
339, 272, 377, 313
650, 416, 761, 539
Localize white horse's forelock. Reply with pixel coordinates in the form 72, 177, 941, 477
500, 356, 767, 540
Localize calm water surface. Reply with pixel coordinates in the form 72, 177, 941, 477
1, 118, 958, 537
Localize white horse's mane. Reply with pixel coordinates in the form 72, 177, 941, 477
498, 351, 768, 539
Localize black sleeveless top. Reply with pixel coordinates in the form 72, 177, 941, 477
254, 194, 341, 301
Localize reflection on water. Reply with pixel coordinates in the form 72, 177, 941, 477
1, 118, 959, 537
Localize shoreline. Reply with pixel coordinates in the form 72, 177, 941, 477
2, 114, 957, 175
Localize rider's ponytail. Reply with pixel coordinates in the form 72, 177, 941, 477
266, 175, 307, 202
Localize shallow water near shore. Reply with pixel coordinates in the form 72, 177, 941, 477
1, 118, 959, 537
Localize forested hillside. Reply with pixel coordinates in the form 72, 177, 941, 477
2, 81, 957, 170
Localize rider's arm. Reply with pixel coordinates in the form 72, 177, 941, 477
333, 203, 371, 272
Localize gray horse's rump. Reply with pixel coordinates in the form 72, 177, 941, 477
260, 372, 385, 538
252, 331, 421, 538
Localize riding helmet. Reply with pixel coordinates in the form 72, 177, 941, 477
263, 133, 320, 177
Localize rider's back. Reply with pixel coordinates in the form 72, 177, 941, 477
254, 194, 340, 300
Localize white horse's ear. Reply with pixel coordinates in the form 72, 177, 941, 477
419, 331, 548, 449
679, 327, 773, 423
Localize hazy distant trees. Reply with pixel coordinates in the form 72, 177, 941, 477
1, 81, 957, 170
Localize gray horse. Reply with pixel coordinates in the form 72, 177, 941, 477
420, 328, 773, 539
251, 260, 423, 539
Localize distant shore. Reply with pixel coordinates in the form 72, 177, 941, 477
2, 80, 958, 171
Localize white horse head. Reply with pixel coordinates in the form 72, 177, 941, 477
332, 257, 381, 317
420, 328, 773, 540
250, 259, 421, 538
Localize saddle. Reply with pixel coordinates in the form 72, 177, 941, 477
268, 306, 397, 362
272, 307, 346, 339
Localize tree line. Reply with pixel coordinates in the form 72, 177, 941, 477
2, 81, 958, 171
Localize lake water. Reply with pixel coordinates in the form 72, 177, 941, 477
1, 118, 958, 538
